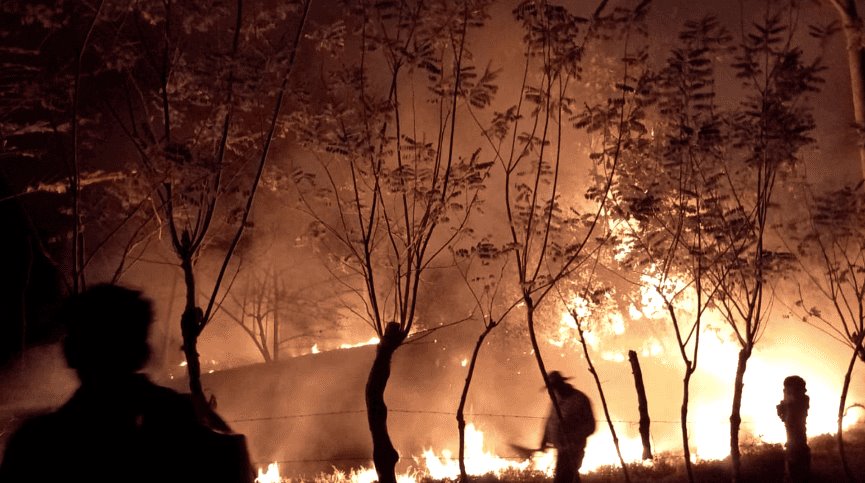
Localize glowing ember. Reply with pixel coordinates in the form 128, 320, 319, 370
641, 339, 664, 357
345, 467, 378, 483
339, 337, 380, 350
302, 338, 379, 357
530, 448, 557, 474
549, 295, 593, 348
419, 424, 652, 478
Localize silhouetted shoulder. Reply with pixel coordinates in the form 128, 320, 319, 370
0, 411, 66, 482
1, 285, 252, 483
0, 377, 249, 483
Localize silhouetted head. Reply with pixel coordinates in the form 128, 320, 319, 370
547, 371, 576, 394
61, 284, 154, 382
783, 375, 807, 395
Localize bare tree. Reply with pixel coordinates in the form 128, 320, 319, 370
219, 262, 350, 362
99, 0, 313, 415
291, 1, 495, 480
557, 267, 632, 482
222, 266, 284, 363
449, 241, 517, 482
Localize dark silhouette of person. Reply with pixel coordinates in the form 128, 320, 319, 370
777, 375, 810, 483
0, 284, 254, 483
540, 371, 596, 483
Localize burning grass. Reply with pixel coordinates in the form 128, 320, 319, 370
256, 425, 865, 483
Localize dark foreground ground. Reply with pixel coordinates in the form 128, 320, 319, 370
415, 426, 865, 483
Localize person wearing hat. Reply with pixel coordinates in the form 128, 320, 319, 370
540, 371, 596, 483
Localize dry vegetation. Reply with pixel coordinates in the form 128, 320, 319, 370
411, 426, 865, 483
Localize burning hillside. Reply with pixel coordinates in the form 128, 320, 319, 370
188, 312, 863, 481
4, 1, 865, 482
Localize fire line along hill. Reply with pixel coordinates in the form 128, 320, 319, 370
177, 335, 551, 478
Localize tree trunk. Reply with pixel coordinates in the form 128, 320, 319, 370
524, 299, 575, 474
525, 298, 563, 425
628, 351, 652, 461
180, 324, 205, 404
577, 315, 631, 483
730, 347, 751, 482
778, 376, 810, 483
272, 270, 280, 362
179, 255, 206, 408
829, 0, 865, 178
366, 322, 405, 483
681, 365, 695, 483
457, 324, 494, 482
837, 347, 859, 483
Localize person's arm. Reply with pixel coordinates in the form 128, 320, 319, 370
540, 411, 554, 449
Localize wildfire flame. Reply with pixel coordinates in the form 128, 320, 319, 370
255, 423, 655, 482
581, 432, 647, 472
549, 263, 863, 463
256, 463, 282, 483
253, 424, 554, 482
422, 423, 555, 479
258, 260, 863, 482
305, 338, 380, 357
339, 337, 381, 350
255, 462, 417, 483
255, 405, 861, 482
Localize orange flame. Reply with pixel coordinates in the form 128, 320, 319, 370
255, 462, 282, 483
550, 262, 860, 463
339, 337, 381, 350
256, 461, 418, 483
421, 423, 555, 479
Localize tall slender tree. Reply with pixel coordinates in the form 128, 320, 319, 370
823, 0, 865, 178
471, 2, 650, 481
601, 16, 732, 481
292, 1, 495, 480
98, 0, 314, 414
449, 239, 517, 482
710, 5, 822, 479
